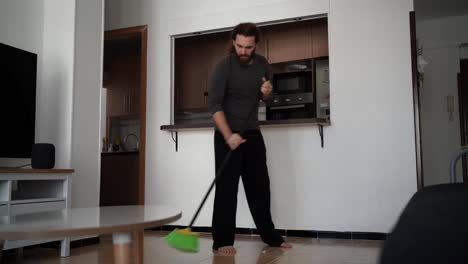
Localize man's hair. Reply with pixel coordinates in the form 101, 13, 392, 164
231, 22, 261, 43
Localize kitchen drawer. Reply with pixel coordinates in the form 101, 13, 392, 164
10, 200, 66, 215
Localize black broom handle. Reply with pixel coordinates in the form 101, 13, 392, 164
188, 94, 262, 228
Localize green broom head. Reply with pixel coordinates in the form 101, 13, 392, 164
164, 227, 199, 252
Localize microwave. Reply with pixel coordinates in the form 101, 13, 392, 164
272, 70, 313, 95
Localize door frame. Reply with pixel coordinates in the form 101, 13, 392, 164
104, 25, 148, 204
410, 12, 424, 189
458, 59, 468, 182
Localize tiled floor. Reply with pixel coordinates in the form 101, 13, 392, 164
1, 231, 383, 264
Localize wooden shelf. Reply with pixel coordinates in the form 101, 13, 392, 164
161, 118, 330, 132
161, 118, 330, 151
10, 198, 66, 205
0, 169, 74, 174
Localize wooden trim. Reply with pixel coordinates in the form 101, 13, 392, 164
410, 12, 424, 189
104, 25, 147, 205
138, 27, 147, 205
458, 73, 467, 181
459, 60, 468, 182
0, 169, 74, 174
104, 25, 148, 40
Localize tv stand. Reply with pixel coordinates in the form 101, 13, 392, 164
0, 168, 73, 257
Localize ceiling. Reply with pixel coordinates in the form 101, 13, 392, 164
414, 0, 468, 20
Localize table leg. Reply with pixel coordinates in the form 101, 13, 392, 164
132, 230, 144, 264
112, 232, 132, 264
0, 240, 4, 261
60, 237, 70, 257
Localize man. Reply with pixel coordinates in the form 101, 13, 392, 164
208, 22, 292, 255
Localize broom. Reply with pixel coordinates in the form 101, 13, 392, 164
165, 93, 262, 252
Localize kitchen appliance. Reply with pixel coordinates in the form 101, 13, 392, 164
267, 66, 315, 120
266, 92, 315, 120
272, 70, 312, 95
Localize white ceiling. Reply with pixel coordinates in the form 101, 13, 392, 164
415, 0, 468, 20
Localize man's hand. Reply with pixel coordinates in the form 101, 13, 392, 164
260, 76, 272, 96
226, 133, 246, 150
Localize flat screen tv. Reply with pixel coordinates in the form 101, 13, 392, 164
0, 43, 37, 158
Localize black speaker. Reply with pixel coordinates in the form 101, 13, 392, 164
31, 143, 55, 169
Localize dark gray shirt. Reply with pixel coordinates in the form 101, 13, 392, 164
208, 53, 272, 131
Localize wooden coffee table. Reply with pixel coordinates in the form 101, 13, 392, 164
0, 205, 181, 264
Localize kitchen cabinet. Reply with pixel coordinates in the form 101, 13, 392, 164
106, 55, 141, 116
264, 20, 313, 64
175, 37, 209, 111
174, 32, 230, 112
100, 152, 139, 206
104, 37, 141, 117
311, 18, 329, 58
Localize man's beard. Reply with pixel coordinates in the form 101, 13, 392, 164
238, 55, 251, 64
237, 49, 255, 64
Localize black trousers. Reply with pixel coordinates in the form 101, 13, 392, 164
212, 129, 284, 250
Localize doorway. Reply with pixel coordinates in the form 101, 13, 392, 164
413, 0, 468, 186
100, 26, 147, 206
458, 59, 468, 182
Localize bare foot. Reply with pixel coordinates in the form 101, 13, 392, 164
215, 246, 237, 255
280, 242, 292, 248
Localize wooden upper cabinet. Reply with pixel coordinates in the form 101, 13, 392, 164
104, 37, 141, 117
311, 17, 329, 58
255, 37, 267, 58
106, 55, 141, 116
263, 21, 313, 64
128, 57, 141, 114
175, 37, 209, 111
175, 32, 230, 112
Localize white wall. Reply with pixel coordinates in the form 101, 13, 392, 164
0, 0, 44, 167
0, 0, 103, 208
0, 1, 44, 54
71, 0, 104, 208
416, 15, 468, 185
38, 0, 76, 168
0, 0, 76, 170
105, 0, 417, 232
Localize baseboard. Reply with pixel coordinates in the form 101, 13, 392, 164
152, 225, 387, 240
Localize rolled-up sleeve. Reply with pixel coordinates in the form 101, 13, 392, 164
208, 59, 229, 115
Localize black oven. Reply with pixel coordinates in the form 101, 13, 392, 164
272, 70, 312, 95
267, 70, 315, 120
266, 92, 315, 120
